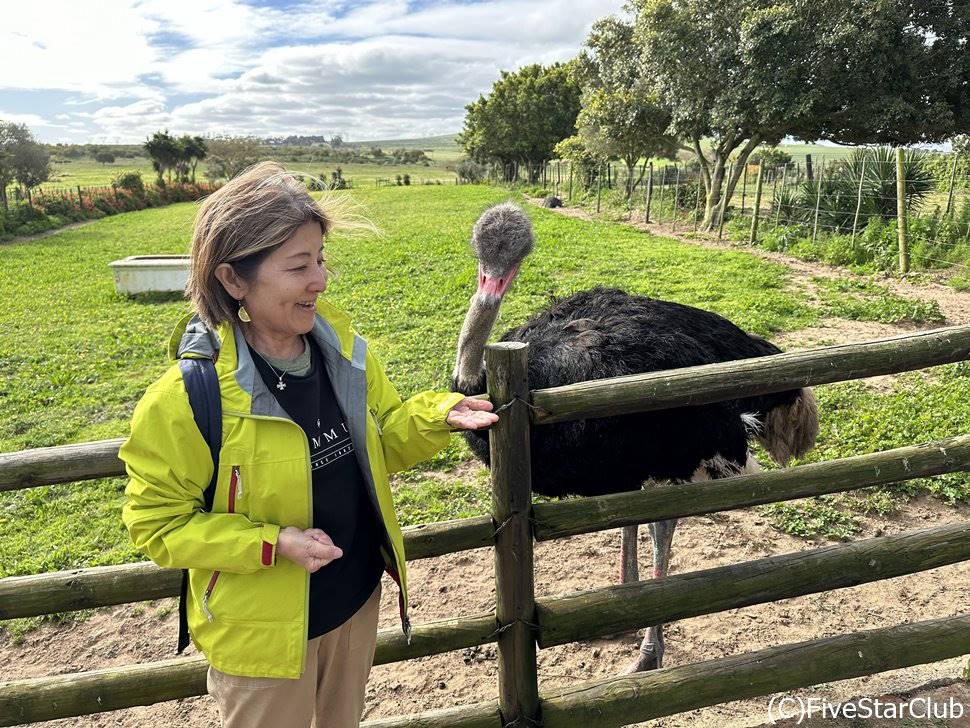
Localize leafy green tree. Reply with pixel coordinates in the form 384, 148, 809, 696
176, 135, 207, 183
204, 136, 262, 180
554, 134, 606, 191
0, 122, 32, 210
634, 0, 968, 230
144, 130, 179, 184
458, 63, 581, 182
576, 15, 678, 198
12, 137, 51, 196
750, 147, 792, 170
94, 151, 115, 165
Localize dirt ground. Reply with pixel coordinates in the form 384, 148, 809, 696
6, 204, 970, 727
7, 498, 970, 727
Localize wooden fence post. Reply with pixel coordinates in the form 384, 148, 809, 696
770, 169, 779, 219
692, 174, 702, 233
568, 162, 573, 203
897, 147, 910, 273
812, 170, 824, 244
671, 165, 681, 231
657, 166, 667, 222
718, 164, 732, 240
485, 342, 539, 728
945, 152, 958, 218
775, 167, 788, 225
596, 165, 602, 214
741, 164, 748, 215
645, 163, 654, 223
749, 163, 764, 244
851, 159, 867, 244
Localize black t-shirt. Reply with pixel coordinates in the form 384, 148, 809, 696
250, 338, 384, 639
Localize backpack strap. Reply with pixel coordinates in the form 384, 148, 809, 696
176, 357, 221, 654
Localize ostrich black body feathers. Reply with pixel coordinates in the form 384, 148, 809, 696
454, 287, 800, 498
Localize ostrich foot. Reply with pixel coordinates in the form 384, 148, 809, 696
623, 625, 664, 673
621, 644, 661, 674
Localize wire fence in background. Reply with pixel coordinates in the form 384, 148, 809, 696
497, 151, 970, 276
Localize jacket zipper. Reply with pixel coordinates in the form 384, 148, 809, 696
370, 408, 383, 436
224, 411, 313, 676
201, 465, 240, 622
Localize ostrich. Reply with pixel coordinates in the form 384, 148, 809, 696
452, 202, 818, 673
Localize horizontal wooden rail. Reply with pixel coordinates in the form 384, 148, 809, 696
5, 328, 970, 490
0, 612, 498, 725
14, 520, 961, 722
363, 701, 499, 728
530, 325, 970, 424
533, 434, 970, 540
346, 613, 970, 728
8, 432, 970, 620
537, 520, 970, 647
0, 439, 125, 492
0, 516, 493, 619
540, 612, 970, 728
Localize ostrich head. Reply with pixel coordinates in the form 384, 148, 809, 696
471, 201, 534, 306
452, 202, 534, 393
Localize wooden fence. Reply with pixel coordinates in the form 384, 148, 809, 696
4, 326, 970, 726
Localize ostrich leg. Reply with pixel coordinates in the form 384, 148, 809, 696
623, 518, 677, 673
620, 525, 639, 583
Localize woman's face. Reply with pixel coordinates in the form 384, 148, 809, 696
239, 221, 327, 344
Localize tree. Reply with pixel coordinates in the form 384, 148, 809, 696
12, 135, 51, 197
576, 15, 678, 199
633, 0, 969, 230
458, 63, 581, 182
554, 134, 607, 191
144, 130, 180, 184
749, 147, 793, 170
204, 137, 263, 180
0, 121, 32, 210
94, 151, 115, 165
177, 135, 208, 183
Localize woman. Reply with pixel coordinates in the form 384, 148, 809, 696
120, 161, 496, 728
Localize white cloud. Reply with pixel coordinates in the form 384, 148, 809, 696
1, 0, 627, 142
0, 111, 52, 127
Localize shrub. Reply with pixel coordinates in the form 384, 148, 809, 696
329, 168, 347, 190
112, 171, 145, 198
402, 174, 410, 186
457, 158, 486, 184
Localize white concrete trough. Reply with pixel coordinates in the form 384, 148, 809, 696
109, 255, 190, 295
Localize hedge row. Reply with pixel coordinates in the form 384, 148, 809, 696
0, 180, 221, 240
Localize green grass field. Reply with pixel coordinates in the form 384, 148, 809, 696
2, 184, 970, 600
35, 155, 460, 194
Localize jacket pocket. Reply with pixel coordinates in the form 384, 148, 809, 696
369, 407, 383, 436
201, 465, 241, 621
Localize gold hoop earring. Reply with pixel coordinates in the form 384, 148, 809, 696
238, 304, 251, 323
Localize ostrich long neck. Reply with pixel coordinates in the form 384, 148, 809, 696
453, 294, 502, 395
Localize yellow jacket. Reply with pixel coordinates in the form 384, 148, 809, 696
121, 300, 463, 678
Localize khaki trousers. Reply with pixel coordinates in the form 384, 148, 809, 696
207, 582, 381, 728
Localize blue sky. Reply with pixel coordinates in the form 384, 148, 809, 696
0, 0, 625, 144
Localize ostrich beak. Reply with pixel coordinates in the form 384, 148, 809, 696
478, 261, 521, 304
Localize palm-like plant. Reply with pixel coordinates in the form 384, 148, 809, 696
831, 147, 934, 221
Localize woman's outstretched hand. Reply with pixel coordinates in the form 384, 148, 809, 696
277, 527, 343, 573
446, 397, 499, 430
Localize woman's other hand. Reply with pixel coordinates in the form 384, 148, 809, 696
446, 397, 499, 430
277, 527, 343, 573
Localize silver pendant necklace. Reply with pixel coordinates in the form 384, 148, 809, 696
253, 349, 287, 391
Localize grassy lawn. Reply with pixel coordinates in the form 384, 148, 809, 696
2, 183, 969, 596
31, 154, 461, 194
